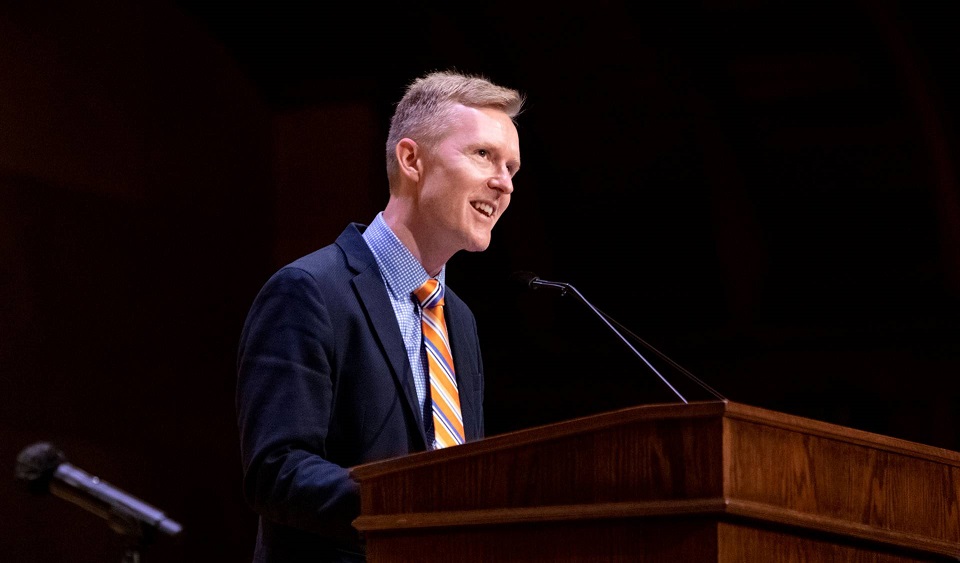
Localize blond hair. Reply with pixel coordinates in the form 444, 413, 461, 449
385, 70, 524, 187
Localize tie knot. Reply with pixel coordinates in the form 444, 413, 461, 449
414, 279, 444, 309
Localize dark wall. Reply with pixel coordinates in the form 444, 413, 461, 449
0, 2, 271, 561
2, 1, 959, 561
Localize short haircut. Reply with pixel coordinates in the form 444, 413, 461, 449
385, 70, 525, 187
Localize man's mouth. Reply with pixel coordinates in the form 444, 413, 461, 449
471, 201, 494, 218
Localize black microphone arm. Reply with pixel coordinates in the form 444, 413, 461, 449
15, 442, 183, 540
513, 271, 726, 404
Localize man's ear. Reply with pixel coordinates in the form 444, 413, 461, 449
396, 138, 421, 183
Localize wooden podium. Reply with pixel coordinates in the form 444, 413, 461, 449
350, 401, 960, 561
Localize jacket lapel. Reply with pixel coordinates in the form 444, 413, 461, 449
338, 225, 427, 448
444, 293, 482, 441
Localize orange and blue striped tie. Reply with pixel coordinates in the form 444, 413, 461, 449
414, 279, 465, 449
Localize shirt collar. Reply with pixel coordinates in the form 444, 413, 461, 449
363, 212, 446, 300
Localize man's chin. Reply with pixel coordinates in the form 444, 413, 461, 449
465, 236, 492, 253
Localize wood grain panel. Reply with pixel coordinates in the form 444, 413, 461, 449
353, 401, 960, 560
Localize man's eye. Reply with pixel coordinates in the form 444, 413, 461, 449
477, 149, 488, 157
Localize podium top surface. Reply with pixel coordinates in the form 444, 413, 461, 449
352, 400, 960, 479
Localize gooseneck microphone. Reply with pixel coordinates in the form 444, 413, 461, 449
512, 271, 726, 404
15, 442, 183, 540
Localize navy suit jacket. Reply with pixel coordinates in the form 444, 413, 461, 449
236, 223, 485, 562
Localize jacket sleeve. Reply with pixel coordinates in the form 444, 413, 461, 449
236, 265, 360, 543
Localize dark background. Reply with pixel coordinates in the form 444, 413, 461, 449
3, 1, 959, 561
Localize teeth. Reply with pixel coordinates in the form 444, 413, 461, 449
472, 202, 493, 217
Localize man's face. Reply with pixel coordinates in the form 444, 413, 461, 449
416, 104, 521, 257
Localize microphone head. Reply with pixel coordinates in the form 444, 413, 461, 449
15, 442, 66, 494
510, 270, 539, 289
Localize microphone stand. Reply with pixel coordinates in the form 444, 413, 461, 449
111, 505, 161, 563
123, 540, 145, 563
593, 303, 727, 402
519, 272, 727, 404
